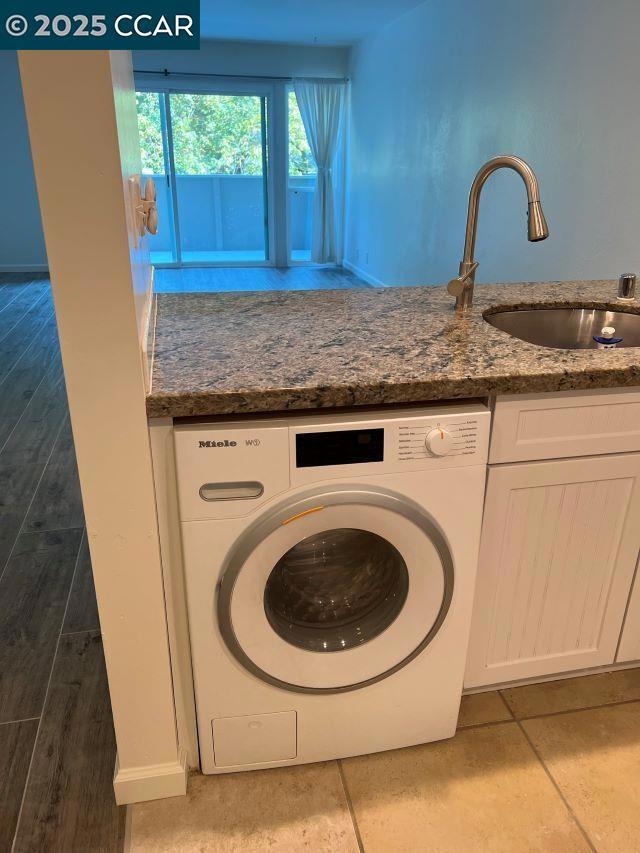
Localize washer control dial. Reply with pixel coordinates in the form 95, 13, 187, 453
425, 427, 454, 457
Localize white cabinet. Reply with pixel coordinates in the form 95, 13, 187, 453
465, 453, 640, 688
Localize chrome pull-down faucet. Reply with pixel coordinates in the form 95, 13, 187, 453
447, 155, 549, 311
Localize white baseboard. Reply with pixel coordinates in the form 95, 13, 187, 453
113, 749, 189, 805
0, 264, 49, 273
342, 258, 386, 287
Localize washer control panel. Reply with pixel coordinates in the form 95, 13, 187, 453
289, 403, 490, 485
174, 402, 491, 516
398, 414, 481, 461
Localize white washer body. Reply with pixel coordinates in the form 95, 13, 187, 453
175, 404, 490, 774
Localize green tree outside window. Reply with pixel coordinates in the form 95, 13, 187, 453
135, 90, 316, 177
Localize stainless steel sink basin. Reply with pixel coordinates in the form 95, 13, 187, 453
484, 307, 640, 349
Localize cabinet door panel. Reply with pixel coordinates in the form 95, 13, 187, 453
465, 454, 640, 688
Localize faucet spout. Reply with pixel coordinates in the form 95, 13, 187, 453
449, 155, 549, 311
527, 200, 549, 242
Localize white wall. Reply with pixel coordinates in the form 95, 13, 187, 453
134, 38, 349, 78
346, 0, 640, 286
0, 51, 47, 271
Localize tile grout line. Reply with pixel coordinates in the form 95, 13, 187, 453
337, 760, 366, 853
458, 696, 640, 732
518, 696, 640, 721
0, 294, 55, 361
0, 350, 65, 459
0, 365, 51, 460
0, 414, 67, 588
0, 306, 57, 388
0, 288, 27, 319
497, 689, 516, 718
0, 717, 40, 727
506, 696, 640, 724
516, 719, 598, 853
60, 628, 101, 639
457, 717, 519, 732
21, 522, 85, 537
0, 289, 49, 347
10, 527, 86, 853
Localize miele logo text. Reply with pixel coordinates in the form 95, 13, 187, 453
198, 440, 237, 448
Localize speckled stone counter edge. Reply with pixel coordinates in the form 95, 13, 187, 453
147, 280, 640, 418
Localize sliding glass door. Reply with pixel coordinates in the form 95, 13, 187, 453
170, 93, 269, 263
136, 79, 336, 269
137, 87, 271, 267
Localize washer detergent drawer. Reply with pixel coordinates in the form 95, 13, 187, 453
174, 422, 290, 520
212, 711, 297, 767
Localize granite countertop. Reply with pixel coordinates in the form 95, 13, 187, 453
147, 279, 640, 418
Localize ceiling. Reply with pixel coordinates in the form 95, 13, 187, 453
200, 0, 427, 46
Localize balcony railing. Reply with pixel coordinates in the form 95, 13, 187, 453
147, 173, 315, 262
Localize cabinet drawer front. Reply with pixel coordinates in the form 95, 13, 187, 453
491, 389, 640, 463
465, 454, 640, 688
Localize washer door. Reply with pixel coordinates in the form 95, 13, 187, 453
217, 486, 454, 693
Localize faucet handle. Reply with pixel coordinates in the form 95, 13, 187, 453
447, 262, 479, 297
447, 278, 465, 298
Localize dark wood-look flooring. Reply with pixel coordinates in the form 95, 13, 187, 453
154, 263, 371, 293
0, 274, 126, 852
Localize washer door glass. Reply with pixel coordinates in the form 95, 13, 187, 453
264, 528, 409, 653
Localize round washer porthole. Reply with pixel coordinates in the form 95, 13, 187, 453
263, 527, 410, 653
217, 486, 454, 694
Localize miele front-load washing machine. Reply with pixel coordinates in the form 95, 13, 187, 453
174, 403, 490, 774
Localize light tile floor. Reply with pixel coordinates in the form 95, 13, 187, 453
130, 669, 640, 852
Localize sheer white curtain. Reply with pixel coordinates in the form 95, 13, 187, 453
293, 79, 346, 264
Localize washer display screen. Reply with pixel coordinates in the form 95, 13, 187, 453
296, 429, 384, 468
